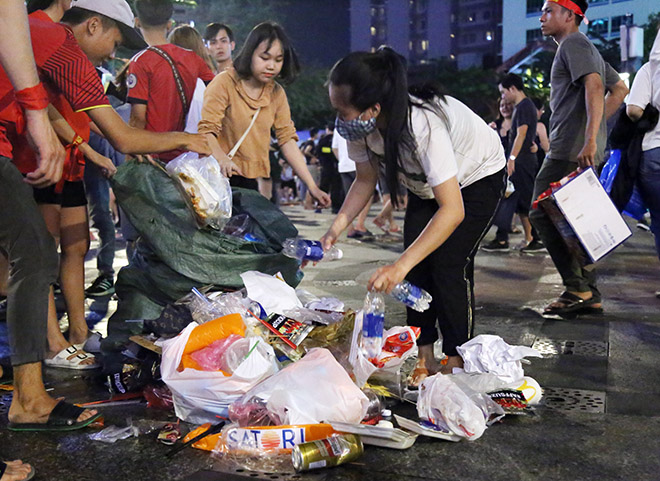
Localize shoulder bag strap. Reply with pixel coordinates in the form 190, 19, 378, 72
148, 46, 189, 128
227, 108, 261, 160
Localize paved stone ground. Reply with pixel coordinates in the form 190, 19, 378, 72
1, 202, 659, 481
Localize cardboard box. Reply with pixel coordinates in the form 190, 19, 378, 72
537, 168, 632, 265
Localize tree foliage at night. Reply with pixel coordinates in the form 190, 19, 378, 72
644, 11, 660, 60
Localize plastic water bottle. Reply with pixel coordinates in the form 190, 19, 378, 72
361, 291, 385, 361
390, 281, 432, 312
222, 214, 264, 243
282, 238, 343, 262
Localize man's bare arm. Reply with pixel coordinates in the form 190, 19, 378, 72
88, 106, 210, 156
605, 79, 629, 120
577, 73, 605, 168
0, 0, 64, 187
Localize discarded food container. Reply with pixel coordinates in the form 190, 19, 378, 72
390, 281, 432, 312
282, 238, 343, 262
292, 433, 363, 472
165, 153, 232, 229
258, 313, 314, 350
330, 421, 417, 450
507, 376, 543, 405
393, 415, 461, 442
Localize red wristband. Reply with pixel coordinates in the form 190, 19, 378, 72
68, 135, 84, 148
14, 82, 49, 111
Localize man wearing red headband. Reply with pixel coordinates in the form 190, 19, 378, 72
530, 0, 629, 316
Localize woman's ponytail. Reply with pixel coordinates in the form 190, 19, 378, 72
375, 47, 415, 206
329, 47, 418, 208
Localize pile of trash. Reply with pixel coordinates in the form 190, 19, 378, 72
96, 263, 543, 473
97, 158, 545, 474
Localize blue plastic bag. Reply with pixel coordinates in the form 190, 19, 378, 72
599, 150, 647, 220
599, 150, 620, 195
623, 186, 647, 221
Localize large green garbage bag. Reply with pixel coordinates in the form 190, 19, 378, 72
104, 161, 302, 350
112, 161, 300, 285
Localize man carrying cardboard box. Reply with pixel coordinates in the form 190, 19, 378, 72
529, 0, 628, 316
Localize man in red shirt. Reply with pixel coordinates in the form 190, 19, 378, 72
0, 0, 210, 165
127, 0, 215, 162
0, 0, 210, 433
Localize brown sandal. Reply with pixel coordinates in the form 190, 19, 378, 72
407, 365, 429, 390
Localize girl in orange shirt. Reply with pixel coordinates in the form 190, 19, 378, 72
199, 22, 330, 206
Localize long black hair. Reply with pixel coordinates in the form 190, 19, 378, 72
329, 47, 446, 205
27, 0, 55, 14
234, 22, 300, 85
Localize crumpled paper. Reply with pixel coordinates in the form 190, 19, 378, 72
240, 271, 302, 316
457, 334, 541, 383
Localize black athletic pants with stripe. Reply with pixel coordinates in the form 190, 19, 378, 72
404, 169, 505, 356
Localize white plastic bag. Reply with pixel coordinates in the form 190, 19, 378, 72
237, 348, 369, 425
240, 271, 302, 316
166, 152, 232, 229
457, 334, 542, 383
158, 323, 278, 424
417, 374, 496, 441
348, 313, 419, 388
184, 78, 206, 134
348, 311, 377, 388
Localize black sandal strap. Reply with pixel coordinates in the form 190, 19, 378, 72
47, 400, 85, 427
558, 291, 584, 303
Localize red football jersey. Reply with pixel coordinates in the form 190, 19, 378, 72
127, 44, 214, 162
0, 12, 109, 159
11, 11, 93, 181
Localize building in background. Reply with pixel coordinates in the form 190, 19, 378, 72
502, 0, 657, 63
450, 0, 503, 69
277, 0, 351, 68
349, 0, 452, 66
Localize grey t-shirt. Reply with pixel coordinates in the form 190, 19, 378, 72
548, 32, 620, 164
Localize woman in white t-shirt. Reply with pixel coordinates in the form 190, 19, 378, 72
320, 48, 506, 384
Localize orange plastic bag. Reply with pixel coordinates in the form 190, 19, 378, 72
179, 314, 245, 371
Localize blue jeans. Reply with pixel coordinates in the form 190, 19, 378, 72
638, 147, 660, 259
85, 103, 133, 274
493, 190, 518, 243
85, 132, 125, 276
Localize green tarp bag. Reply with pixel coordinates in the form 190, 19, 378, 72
105, 161, 302, 349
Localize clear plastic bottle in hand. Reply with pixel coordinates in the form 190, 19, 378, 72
282, 238, 343, 262
390, 281, 432, 312
362, 291, 385, 361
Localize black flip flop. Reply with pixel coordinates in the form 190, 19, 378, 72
0, 461, 35, 481
544, 292, 601, 316
8, 399, 102, 432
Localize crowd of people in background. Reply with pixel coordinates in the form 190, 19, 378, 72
0, 0, 659, 477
